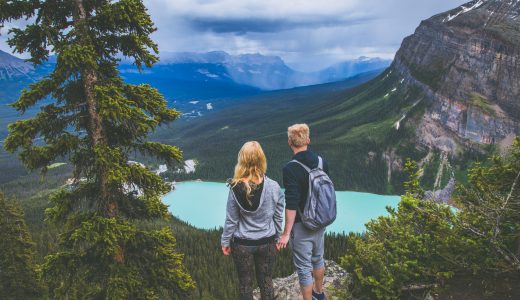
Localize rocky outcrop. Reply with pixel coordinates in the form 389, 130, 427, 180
253, 260, 348, 300
382, 149, 403, 183
424, 178, 456, 204
393, 0, 520, 153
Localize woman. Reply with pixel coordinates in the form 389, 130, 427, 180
221, 141, 285, 300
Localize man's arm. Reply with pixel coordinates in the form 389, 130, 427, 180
278, 165, 300, 249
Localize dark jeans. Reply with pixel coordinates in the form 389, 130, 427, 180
232, 241, 277, 300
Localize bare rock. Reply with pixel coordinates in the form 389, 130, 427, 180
253, 260, 348, 300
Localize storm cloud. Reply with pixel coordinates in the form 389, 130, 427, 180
143, 0, 468, 71
186, 15, 374, 35
1, 0, 468, 71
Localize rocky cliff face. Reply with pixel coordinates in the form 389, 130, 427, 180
393, 0, 520, 153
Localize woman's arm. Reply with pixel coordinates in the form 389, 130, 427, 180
273, 187, 285, 240
221, 189, 240, 250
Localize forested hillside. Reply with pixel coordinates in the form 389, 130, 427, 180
155, 69, 446, 195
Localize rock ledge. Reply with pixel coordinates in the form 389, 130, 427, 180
253, 260, 348, 300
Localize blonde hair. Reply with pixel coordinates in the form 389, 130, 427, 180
232, 141, 267, 200
288, 123, 310, 148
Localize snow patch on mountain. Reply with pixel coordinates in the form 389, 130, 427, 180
443, 0, 485, 22
197, 68, 219, 78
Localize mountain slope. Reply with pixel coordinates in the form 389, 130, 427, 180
157, 0, 520, 194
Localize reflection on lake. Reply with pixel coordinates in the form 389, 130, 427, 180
163, 181, 400, 234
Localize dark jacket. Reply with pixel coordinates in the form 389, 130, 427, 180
282, 150, 329, 222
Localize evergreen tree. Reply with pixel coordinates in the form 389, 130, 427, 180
455, 137, 520, 274
1, 1, 194, 298
339, 138, 520, 299
0, 193, 42, 299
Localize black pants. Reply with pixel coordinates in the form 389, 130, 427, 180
232, 241, 277, 300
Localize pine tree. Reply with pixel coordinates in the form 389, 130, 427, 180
339, 140, 520, 299
0, 193, 42, 299
1, 1, 195, 298
455, 137, 520, 273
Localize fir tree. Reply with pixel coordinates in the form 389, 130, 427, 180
0, 193, 42, 299
339, 139, 520, 299
455, 137, 520, 273
1, 1, 195, 298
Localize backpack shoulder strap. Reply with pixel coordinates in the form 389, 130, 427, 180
290, 159, 311, 173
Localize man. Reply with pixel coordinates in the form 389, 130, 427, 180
278, 123, 329, 300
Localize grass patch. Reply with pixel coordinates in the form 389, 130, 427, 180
47, 162, 67, 169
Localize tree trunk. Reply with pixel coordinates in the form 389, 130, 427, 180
73, 0, 117, 218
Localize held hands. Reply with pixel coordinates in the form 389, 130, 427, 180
221, 246, 231, 256
276, 233, 290, 251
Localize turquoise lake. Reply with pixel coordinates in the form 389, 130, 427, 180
163, 181, 401, 234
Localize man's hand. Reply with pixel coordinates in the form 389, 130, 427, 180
277, 233, 290, 250
222, 246, 231, 256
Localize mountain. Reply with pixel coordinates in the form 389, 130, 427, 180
0, 50, 35, 104
393, 0, 519, 150
0, 50, 33, 79
0, 48, 387, 110
156, 0, 520, 194
0, 50, 55, 141
120, 51, 390, 91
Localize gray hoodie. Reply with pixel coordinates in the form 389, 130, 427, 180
221, 176, 285, 247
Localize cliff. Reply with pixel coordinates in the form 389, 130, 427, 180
393, 0, 520, 153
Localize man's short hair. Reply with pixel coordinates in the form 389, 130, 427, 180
288, 123, 310, 148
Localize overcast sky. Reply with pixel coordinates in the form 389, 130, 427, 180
0, 0, 468, 71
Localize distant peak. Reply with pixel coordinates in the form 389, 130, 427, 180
0, 49, 25, 66
158, 51, 285, 66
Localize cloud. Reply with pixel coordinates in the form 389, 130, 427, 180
186, 15, 374, 34
142, 0, 469, 71
1, 0, 470, 71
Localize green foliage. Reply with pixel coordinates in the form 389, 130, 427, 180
454, 137, 520, 274
340, 196, 463, 299
403, 159, 424, 198
339, 137, 520, 299
0, 193, 43, 299
1, 1, 194, 298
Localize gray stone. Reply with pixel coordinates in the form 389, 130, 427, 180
253, 260, 349, 300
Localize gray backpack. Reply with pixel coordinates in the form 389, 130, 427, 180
291, 157, 337, 231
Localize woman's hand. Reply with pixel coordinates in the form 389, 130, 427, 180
277, 233, 290, 250
222, 246, 232, 256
